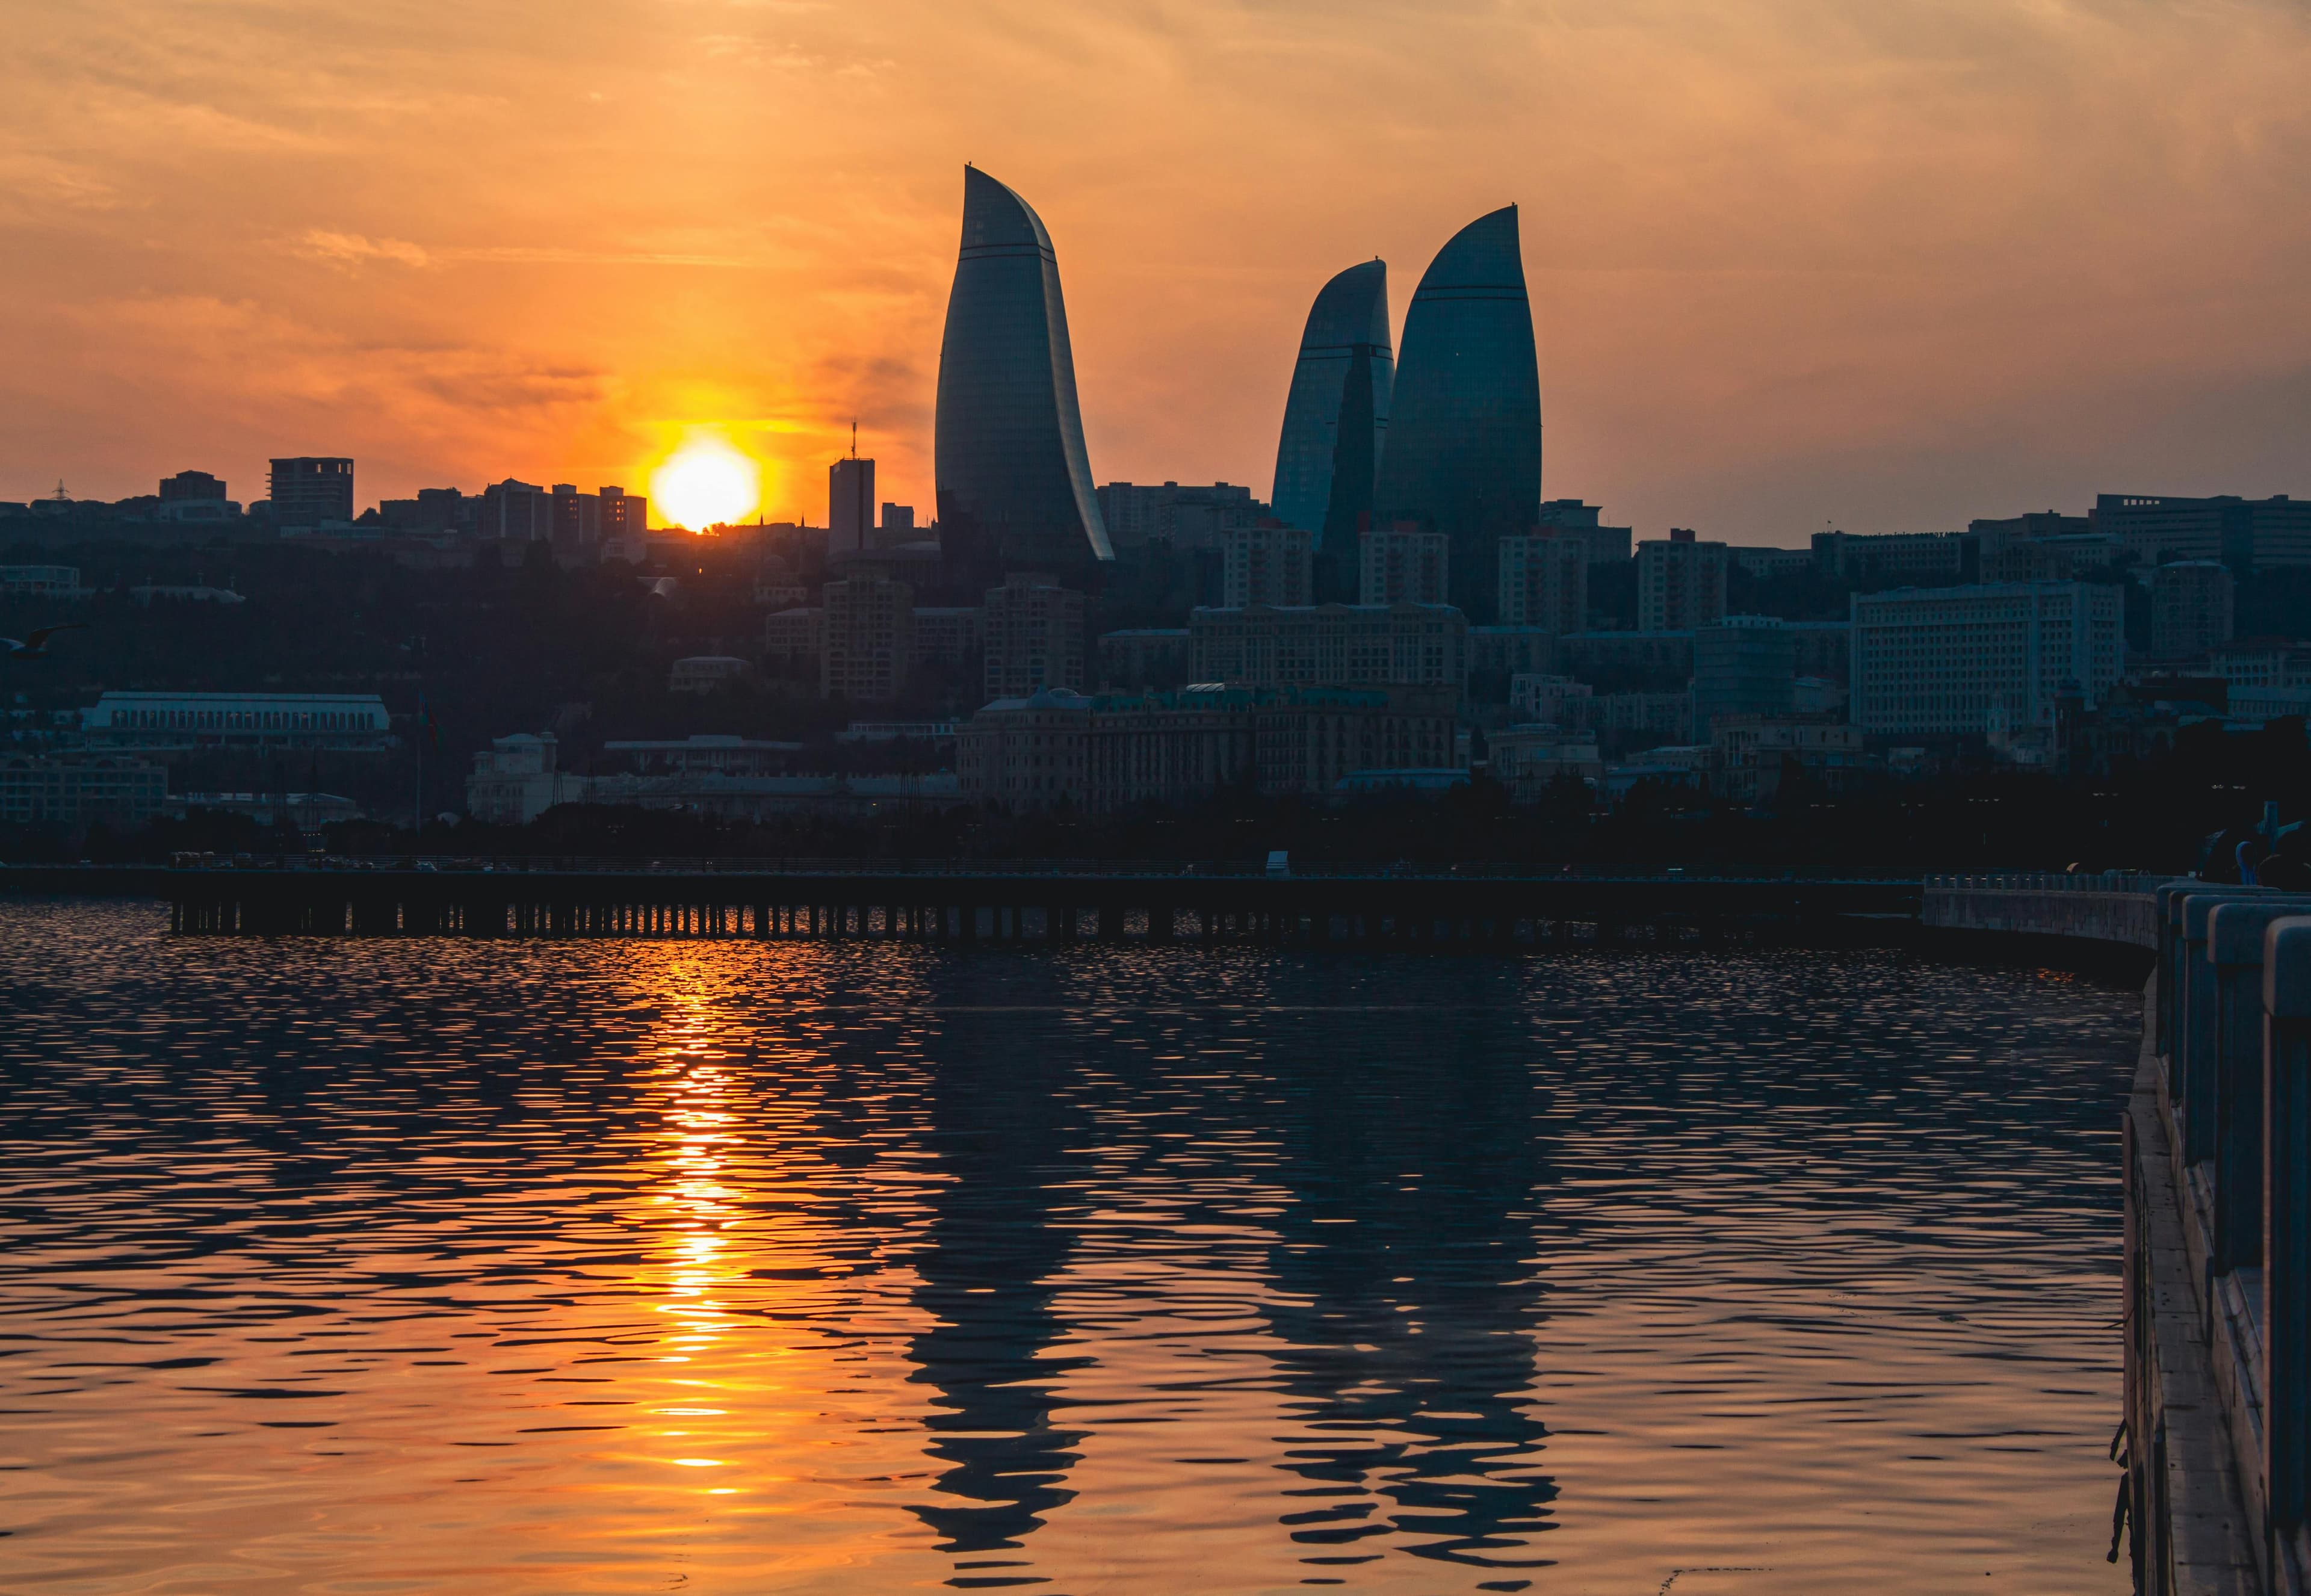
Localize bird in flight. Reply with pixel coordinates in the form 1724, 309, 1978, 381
1, 624, 87, 659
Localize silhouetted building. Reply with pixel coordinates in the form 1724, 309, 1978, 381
1636, 531, 1727, 631
1536, 498, 1632, 563
830, 457, 875, 557
159, 469, 224, 502
1271, 260, 1392, 584
1497, 528, 1587, 633
1692, 616, 1798, 740
268, 457, 353, 527
822, 572, 913, 702
479, 479, 552, 542
984, 571, 1086, 698
1373, 206, 1541, 622
1094, 481, 1262, 549
0, 754, 166, 828
935, 167, 1112, 581
1097, 628, 1193, 690
83, 691, 392, 750
2093, 492, 2311, 574
2152, 560, 2235, 659
1222, 522, 1313, 608
1810, 528, 1976, 583
1190, 602, 1467, 691
1360, 521, 1449, 605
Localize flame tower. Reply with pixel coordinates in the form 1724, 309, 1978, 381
935, 167, 1113, 583
1372, 205, 1541, 622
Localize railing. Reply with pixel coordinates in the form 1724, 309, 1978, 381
15, 856, 1931, 885
1925, 870, 2185, 894
2148, 883, 2311, 1588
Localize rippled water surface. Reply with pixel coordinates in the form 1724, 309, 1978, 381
0, 899, 2140, 1595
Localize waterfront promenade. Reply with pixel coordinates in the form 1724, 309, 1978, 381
1932, 873, 2311, 1596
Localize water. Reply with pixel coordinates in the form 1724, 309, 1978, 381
0, 899, 2139, 1595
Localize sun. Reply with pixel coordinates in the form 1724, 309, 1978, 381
651, 434, 761, 530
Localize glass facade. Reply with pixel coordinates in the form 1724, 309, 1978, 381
1372, 205, 1541, 623
1270, 261, 1392, 587
934, 167, 1113, 582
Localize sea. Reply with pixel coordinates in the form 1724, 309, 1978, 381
0, 898, 2140, 1595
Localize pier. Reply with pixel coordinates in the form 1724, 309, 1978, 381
38, 858, 1928, 945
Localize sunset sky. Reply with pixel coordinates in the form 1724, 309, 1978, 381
6, 0, 2309, 542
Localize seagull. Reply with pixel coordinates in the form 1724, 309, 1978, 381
1, 624, 87, 659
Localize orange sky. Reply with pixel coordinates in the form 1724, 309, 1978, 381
5, 0, 2310, 542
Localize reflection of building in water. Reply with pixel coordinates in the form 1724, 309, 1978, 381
901, 971, 1091, 1556
1252, 971, 1559, 1570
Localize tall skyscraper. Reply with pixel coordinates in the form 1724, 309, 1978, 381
1372, 206, 1541, 623
934, 167, 1113, 583
830, 456, 875, 557
1271, 260, 1391, 589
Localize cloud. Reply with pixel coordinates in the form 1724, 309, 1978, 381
286, 230, 434, 269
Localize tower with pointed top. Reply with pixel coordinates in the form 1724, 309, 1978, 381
1271, 260, 1393, 595
934, 167, 1113, 584
1372, 206, 1541, 623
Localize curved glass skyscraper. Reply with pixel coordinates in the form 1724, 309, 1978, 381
1372, 205, 1541, 622
1271, 260, 1392, 589
935, 167, 1113, 581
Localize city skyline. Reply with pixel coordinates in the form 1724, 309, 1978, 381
6, 0, 2311, 542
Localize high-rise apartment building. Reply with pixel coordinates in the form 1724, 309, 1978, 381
2151, 561, 2236, 659
1373, 206, 1542, 623
983, 571, 1086, 699
829, 457, 875, 557
268, 457, 353, 527
934, 167, 1112, 581
1497, 529, 1588, 633
1222, 523, 1314, 608
1271, 260, 1391, 577
1849, 581, 2123, 735
1636, 531, 1728, 631
1360, 521, 1450, 606
821, 572, 913, 702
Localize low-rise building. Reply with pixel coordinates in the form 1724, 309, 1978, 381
83, 692, 393, 751
0, 754, 166, 827
465, 732, 586, 824
1097, 628, 1194, 690
957, 682, 1458, 812
1189, 602, 1467, 692
669, 655, 758, 694
2151, 561, 2235, 659
0, 565, 82, 600
173, 791, 361, 829
1709, 716, 1873, 803
1556, 629, 1695, 691
1508, 673, 1593, 725
601, 735, 803, 774
1467, 626, 1558, 680
1486, 726, 1603, 803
